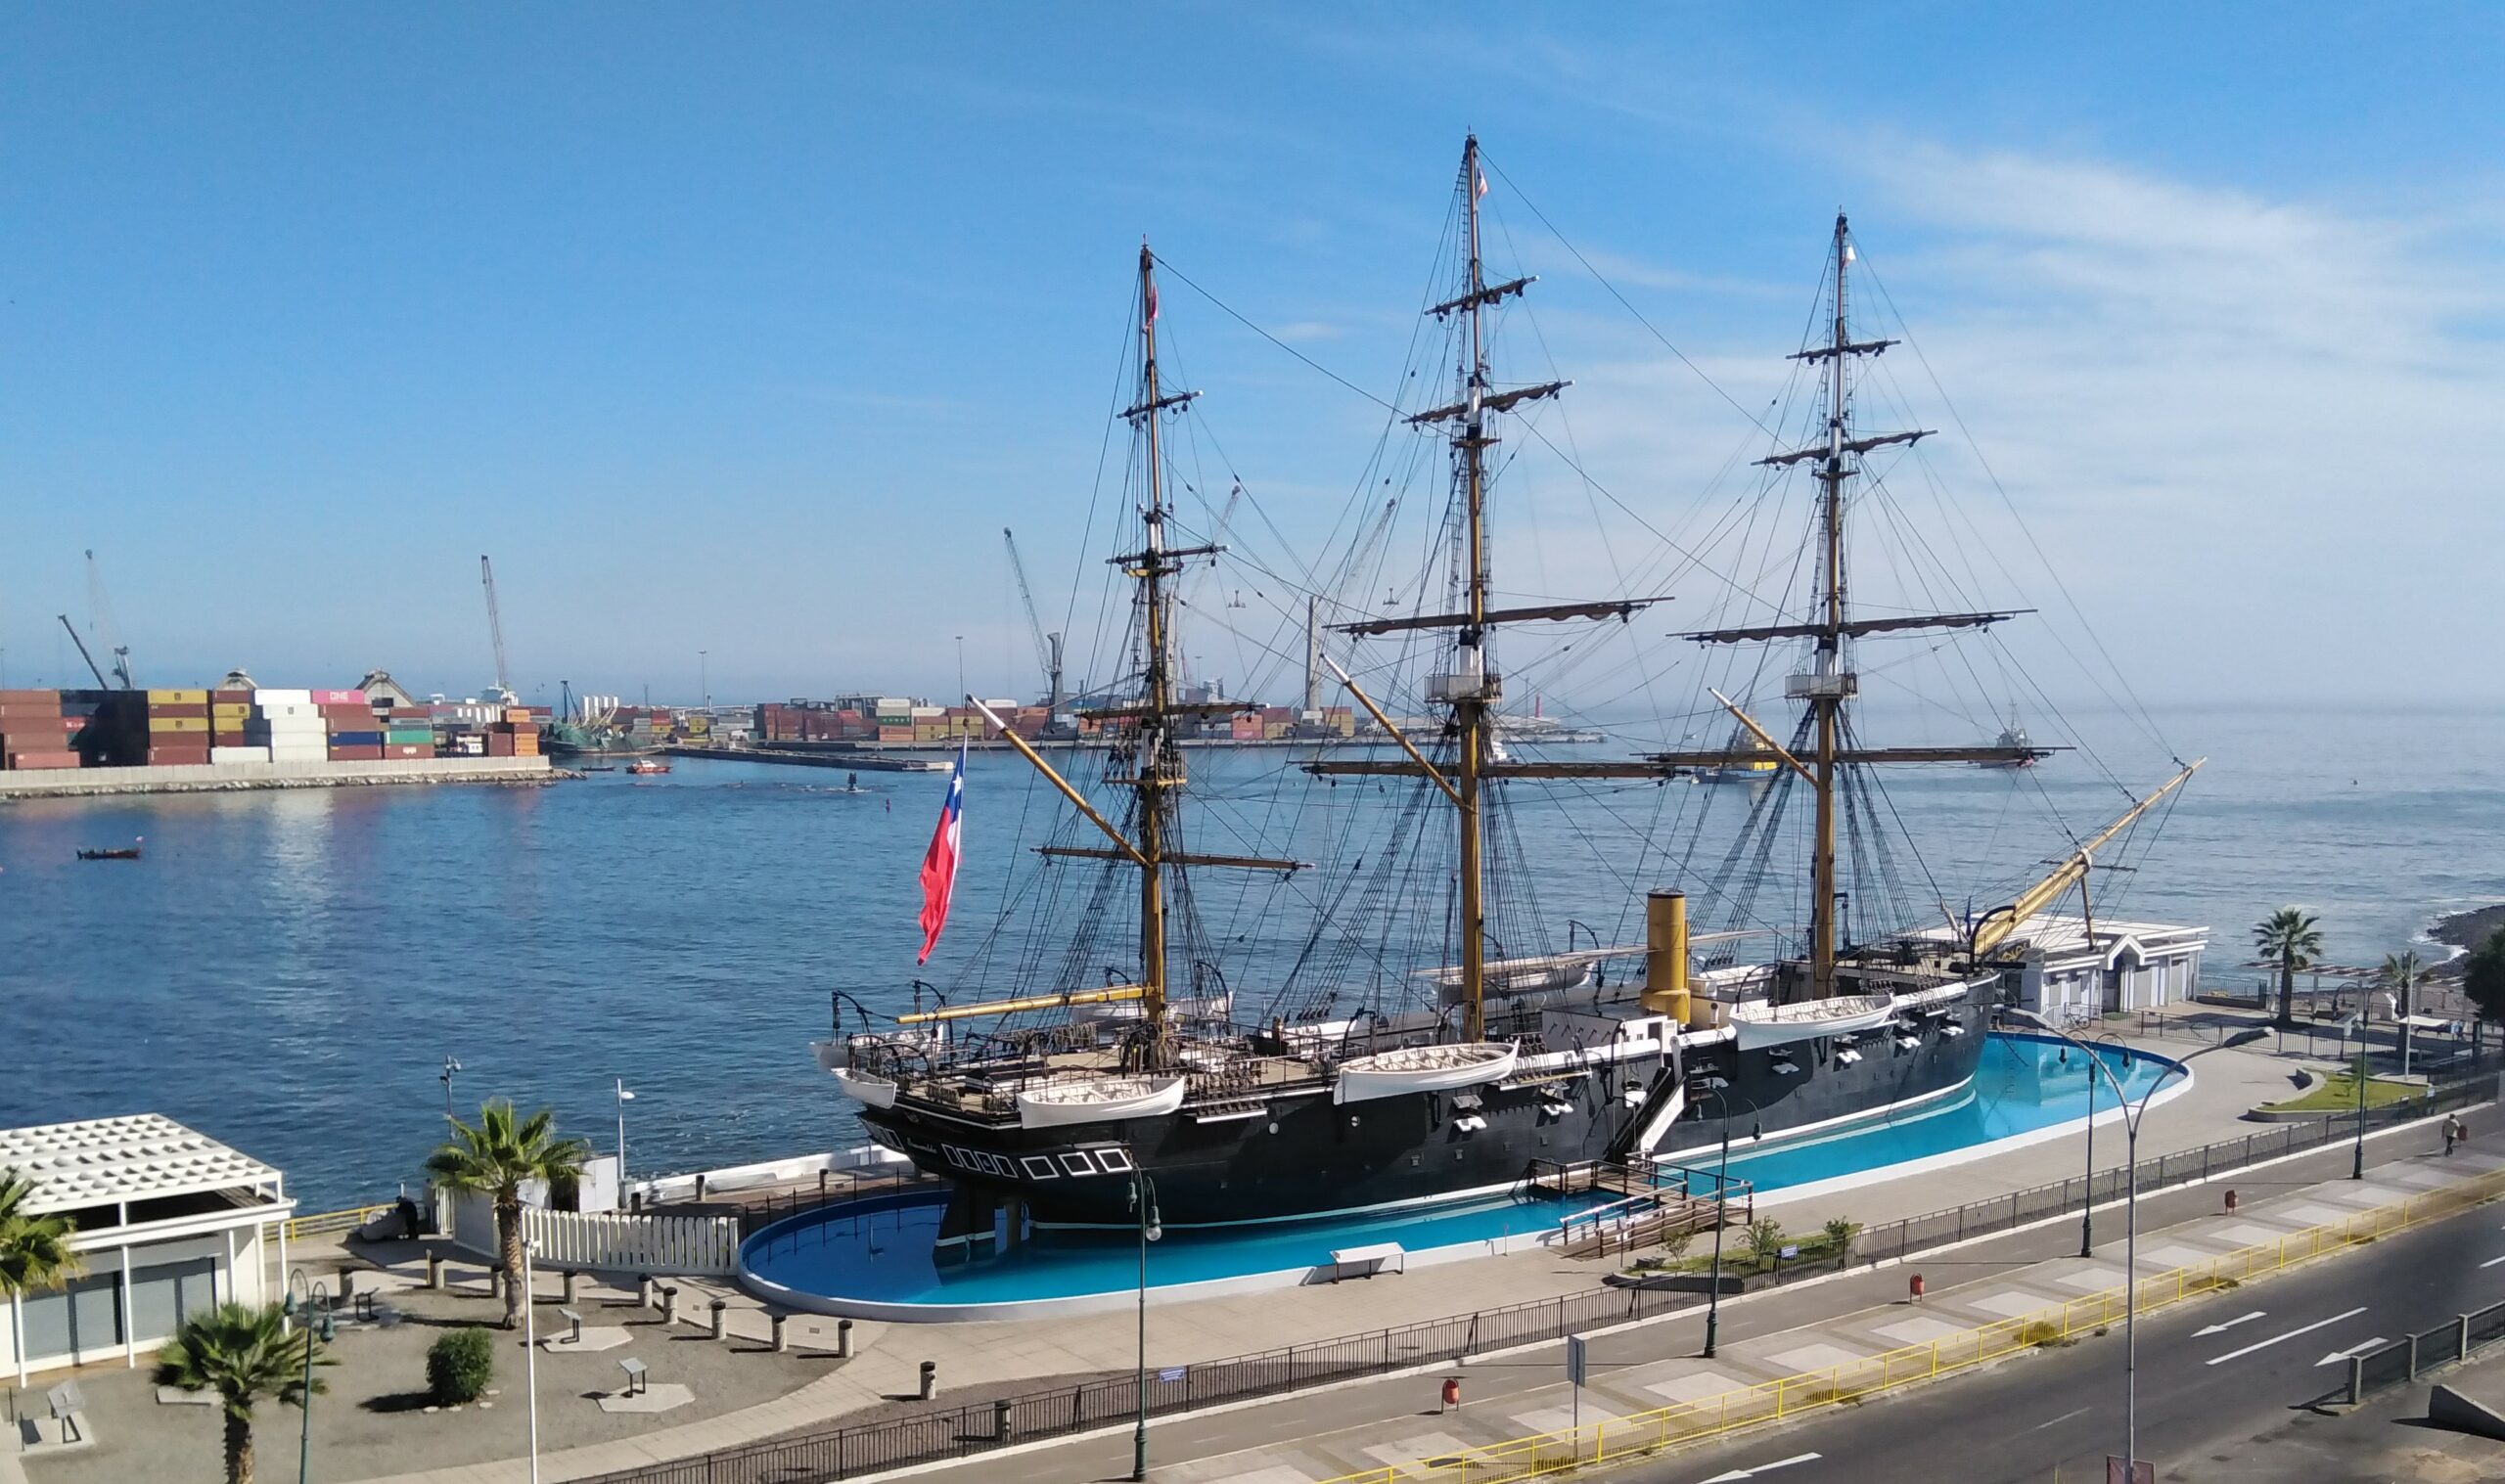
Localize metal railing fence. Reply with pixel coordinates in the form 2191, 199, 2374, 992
579, 1076, 2499, 1484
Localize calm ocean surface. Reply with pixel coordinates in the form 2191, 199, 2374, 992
3, 702, 2497, 1209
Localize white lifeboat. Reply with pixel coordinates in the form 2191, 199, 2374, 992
815, 1044, 901, 1110
1016, 1075, 1188, 1129
1727, 994, 1896, 1050
1334, 1042, 1519, 1104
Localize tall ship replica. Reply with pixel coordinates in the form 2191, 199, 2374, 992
821, 140, 2197, 1239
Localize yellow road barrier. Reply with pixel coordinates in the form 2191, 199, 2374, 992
1317, 1166, 2505, 1484
284, 1203, 394, 1240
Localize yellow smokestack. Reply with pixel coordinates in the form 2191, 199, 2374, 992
1642, 889, 1691, 1021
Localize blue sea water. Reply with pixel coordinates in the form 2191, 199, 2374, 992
1, 703, 2497, 1209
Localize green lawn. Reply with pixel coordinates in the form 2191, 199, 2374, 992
2260, 1070, 2419, 1112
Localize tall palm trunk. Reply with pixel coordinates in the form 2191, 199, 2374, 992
497, 1192, 525, 1328
2277, 956, 2297, 1028
223, 1410, 254, 1484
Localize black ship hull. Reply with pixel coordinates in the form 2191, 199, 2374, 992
854, 981, 1995, 1230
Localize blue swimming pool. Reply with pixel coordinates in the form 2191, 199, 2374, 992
1695, 1032, 2176, 1194
739, 1033, 2178, 1317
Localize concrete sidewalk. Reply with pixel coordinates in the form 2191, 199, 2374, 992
926, 1138, 2505, 1483
334, 1033, 2452, 1484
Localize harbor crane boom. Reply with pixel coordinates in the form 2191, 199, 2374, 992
81, 550, 135, 688
56, 613, 112, 689
1001, 528, 1066, 716
479, 555, 517, 704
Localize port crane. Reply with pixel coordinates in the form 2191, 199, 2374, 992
479, 555, 518, 705
1000, 528, 1066, 718
57, 550, 135, 688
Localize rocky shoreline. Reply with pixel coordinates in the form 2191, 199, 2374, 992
2431, 904, 2505, 954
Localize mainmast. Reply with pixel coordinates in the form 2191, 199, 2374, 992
1308, 136, 1579, 1043
1806, 213, 1853, 1002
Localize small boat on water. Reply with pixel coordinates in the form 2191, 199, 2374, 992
76, 847, 142, 861
626, 760, 671, 776
1978, 709, 2055, 769
579, 765, 617, 773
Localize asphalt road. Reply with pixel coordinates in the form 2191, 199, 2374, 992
1625, 1177, 2505, 1484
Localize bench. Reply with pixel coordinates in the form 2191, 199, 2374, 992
558, 1307, 584, 1344
616, 1358, 648, 1398
1326, 1242, 1406, 1282
48, 1379, 86, 1442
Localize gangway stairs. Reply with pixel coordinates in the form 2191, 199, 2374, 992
1535, 1159, 1754, 1261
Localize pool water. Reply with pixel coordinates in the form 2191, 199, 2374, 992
1696, 1032, 2176, 1193
740, 1033, 2176, 1311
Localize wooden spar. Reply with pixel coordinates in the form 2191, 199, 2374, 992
897, 983, 1147, 1025
1336, 597, 1665, 637
967, 697, 1148, 868
1707, 688, 1816, 785
1039, 846, 1304, 871
1313, 745, 2045, 781
1970, 758, 2205, 958
1319, 654, 1462, 806
1453, 134, 1492, 1044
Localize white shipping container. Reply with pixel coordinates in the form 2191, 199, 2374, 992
209, 745, 273, 764
909, 705, 945, 718
250, 703, 323, 720
252, 689, 314, 704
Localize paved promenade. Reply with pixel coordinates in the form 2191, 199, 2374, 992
927, 1132, 2505, 1483
318, 1020, 2443, 1484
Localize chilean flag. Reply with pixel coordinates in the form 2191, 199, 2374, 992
916, 742, 968, 964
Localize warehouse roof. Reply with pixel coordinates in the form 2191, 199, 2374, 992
0, 1113, 282, 1214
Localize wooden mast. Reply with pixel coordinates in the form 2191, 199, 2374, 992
1132, 240, 1176, 1057
1808, 212, 1850, 1002
1453, 135, 1492, 1043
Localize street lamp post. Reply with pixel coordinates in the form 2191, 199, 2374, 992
440, 1057, 463, 1122
1127, 1165, 1161, 1482
283, 1271, 335, 1484
698, 651, 709, 712
523, 1235, 542, 1484
615, 1079, 636, 1208
2011, 1010, 2265, 1481
1691, 1082, 1759, 1360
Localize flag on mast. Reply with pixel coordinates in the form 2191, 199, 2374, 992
916, 741, 969, 964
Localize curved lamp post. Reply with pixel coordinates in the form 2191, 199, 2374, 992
2008, 1010, 2265, 1480
282, 1271, 336, 1484
1128, 1165, 1162, 1482
1689, 1080, 1764, 1360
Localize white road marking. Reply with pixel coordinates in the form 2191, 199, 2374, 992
2193, 1311, 2266, 1336
2317, 1337, 2391, 1367
2480, 1254, 2505, 1269
2032, 1405, 2092, 1430
1698, 1455, 1822, 1483
2206, 1307, 2369, 1366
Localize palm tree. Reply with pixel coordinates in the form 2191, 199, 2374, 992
0, 1166, 83, 1389
2253, 908, 2324, 1028
2382, 950, 2425, 1075
151, 1301, 329, 1484
427, 1100, 589, 1327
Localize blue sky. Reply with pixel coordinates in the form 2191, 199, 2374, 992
5, 4, 2499, 710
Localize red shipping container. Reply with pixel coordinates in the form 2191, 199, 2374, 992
146, 747, 212, 766
0, 689, 66, 704
485, 734, 516, 756
308, 689, 367, 705
145, 702, 210, 719
328, 744, 384, 761
209, 690, 253, 704
5, 750, 80, 770
383, 743, 434, 758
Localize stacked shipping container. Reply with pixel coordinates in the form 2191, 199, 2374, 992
247, 689, 329, 762
0, 690, 81, 770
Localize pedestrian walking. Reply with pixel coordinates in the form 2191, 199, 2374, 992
2444, 1113, 2465, 1156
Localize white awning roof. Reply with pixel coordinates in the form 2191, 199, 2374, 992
0, 1114, 282, 1214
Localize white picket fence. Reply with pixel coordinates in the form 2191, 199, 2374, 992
445, 1189, 742, 1277
523, 1207, 741, 1277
